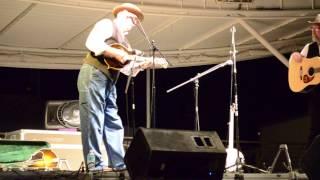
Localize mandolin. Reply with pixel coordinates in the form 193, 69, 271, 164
104, 43, 168, 71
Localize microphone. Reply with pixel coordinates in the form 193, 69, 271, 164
132, 17, 151, 47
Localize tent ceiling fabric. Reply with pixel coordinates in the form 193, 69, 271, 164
0, 0, 319, 69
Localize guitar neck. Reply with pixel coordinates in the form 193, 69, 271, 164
129, 55, 167, 69
130, 55, 159, 62
104, 43, 168, 70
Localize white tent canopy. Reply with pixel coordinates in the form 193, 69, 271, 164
0, 0, 319, 69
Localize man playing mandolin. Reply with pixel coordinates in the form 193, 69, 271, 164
77, 3, 166, 172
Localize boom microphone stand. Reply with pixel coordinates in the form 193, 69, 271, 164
167, 60, 233, 131
134, 18, 168, 128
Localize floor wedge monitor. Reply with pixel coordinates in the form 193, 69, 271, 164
124, 128, 226, 180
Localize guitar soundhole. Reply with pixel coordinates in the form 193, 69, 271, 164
308, 67, 315, 76
302, 67, 315, 83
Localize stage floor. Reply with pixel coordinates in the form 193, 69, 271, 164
0, 129, 310, 179
0, 170, 308, 180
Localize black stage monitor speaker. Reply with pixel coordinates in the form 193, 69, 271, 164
124, 128, 226, 180
302, 135, 320, 180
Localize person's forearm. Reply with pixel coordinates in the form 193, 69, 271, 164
103, 46, 127, 63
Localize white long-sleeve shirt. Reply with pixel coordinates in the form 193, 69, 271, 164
85, 18, 143, 77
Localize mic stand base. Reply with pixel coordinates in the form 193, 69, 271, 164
234, 173, 244, 180
226, 164, 268, 174
226, 155, 269, 174
268, 144, 293, 173
226, 163, 269, 173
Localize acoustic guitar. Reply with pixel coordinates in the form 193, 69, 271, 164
104, 43, 168, 71
1, 148, 59, 170
288, 56, 320, 92
27, 149, 59, 169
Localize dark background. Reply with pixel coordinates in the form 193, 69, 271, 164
0, 55, 310, 170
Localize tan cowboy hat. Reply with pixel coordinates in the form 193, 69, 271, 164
112, 3, 144, 22
308, 14, 320, 24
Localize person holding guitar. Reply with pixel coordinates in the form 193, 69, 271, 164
290, 14, 320, 147
289, 14, 320, 179
77, 3, 167, 172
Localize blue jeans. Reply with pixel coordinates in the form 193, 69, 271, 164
77, 64, 125, 170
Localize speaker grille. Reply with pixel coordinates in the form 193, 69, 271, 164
45, 100, 80, 129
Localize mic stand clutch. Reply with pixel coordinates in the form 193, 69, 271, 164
167, 60, 232, 131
